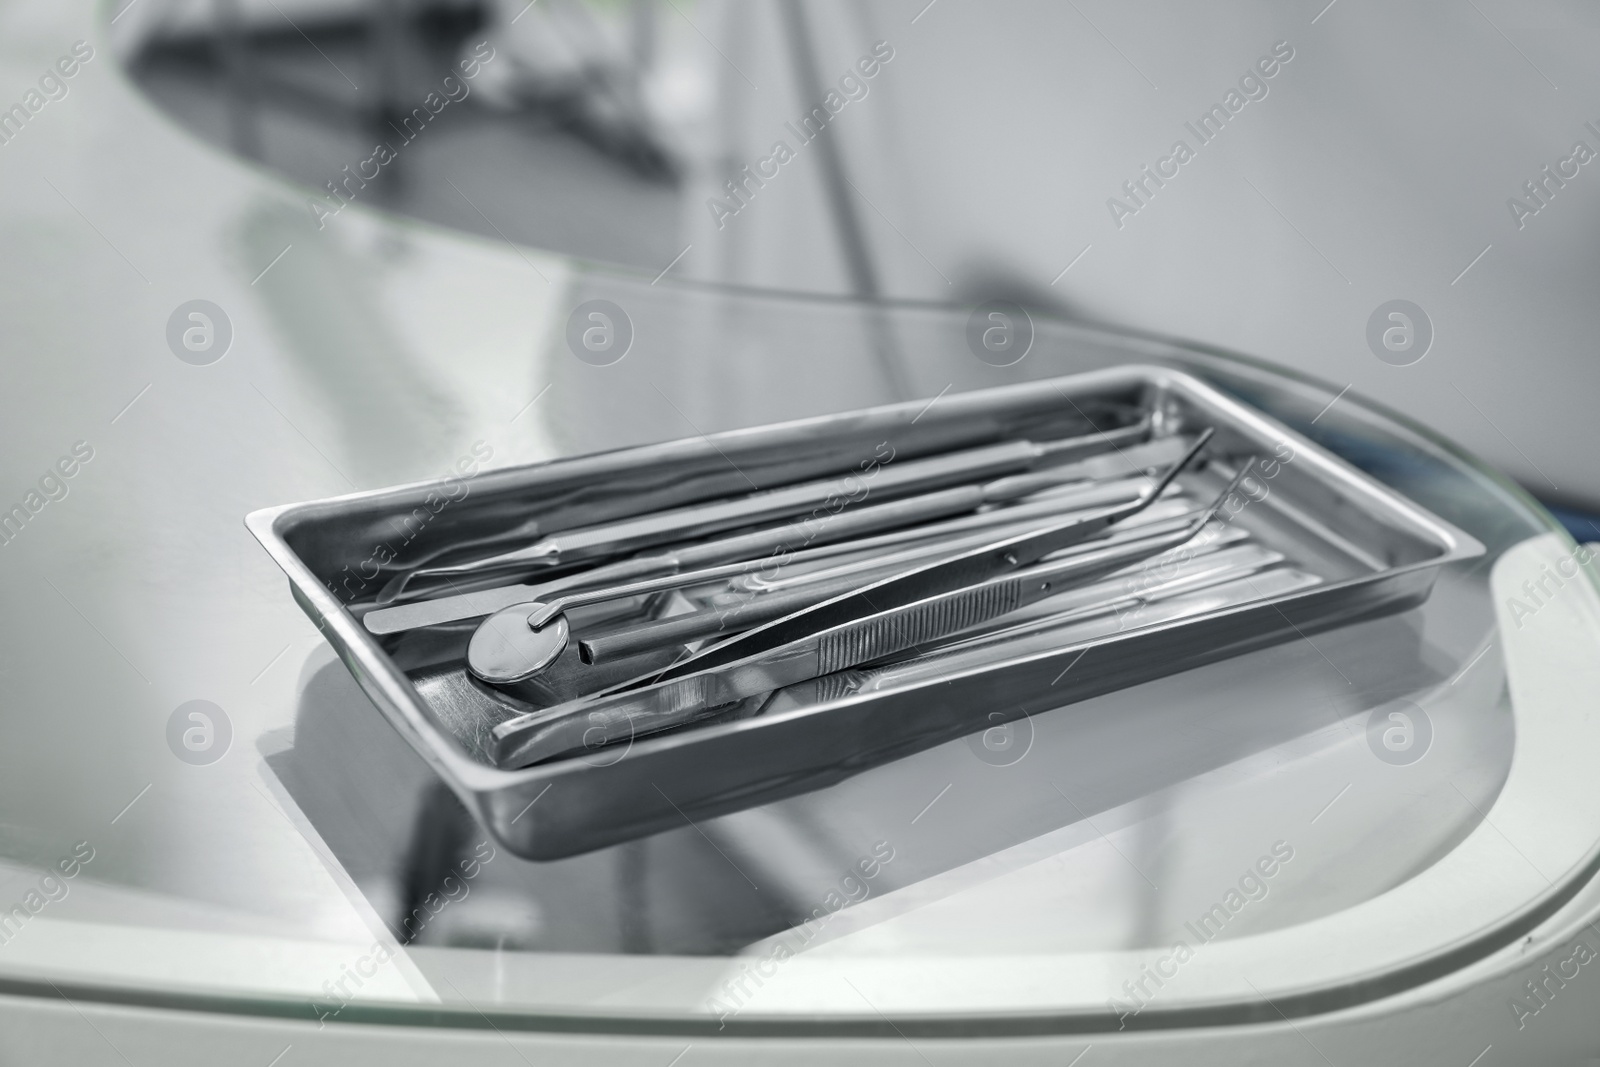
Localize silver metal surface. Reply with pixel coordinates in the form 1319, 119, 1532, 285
462, 477, 1169, 683
767, 542, 1306, 710
501, 496, 1225, 762
481, 434, 1221, 759
247, 366, 1484, 861
376, 420, 1151, 602
362, 470, 1152, 634
575, 512, 1214, 666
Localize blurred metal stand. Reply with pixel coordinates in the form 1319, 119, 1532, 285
212, 0, 263, 159
372, 0, 413, 194
777, 0, 912, 400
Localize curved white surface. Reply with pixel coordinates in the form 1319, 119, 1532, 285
698, 533, 1600, 1017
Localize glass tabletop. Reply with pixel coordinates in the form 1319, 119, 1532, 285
1, 233, 1586, 1033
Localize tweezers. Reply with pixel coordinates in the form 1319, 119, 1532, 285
489, 430, 1225, 768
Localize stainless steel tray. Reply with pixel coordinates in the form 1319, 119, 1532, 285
246, 366, 1484, 860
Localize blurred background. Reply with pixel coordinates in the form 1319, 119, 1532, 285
2, 2, 1600, 1057
108, 0, 1600, 527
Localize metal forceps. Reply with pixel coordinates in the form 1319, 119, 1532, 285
464, 479, 1163, 684
490, 430, 1229, 768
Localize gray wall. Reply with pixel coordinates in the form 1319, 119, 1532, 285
679, 0, 1600, 507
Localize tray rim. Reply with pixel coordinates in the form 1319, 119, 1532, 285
245, 363, 1486, 802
